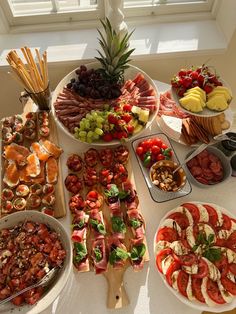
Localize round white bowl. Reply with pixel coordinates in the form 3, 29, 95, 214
0, 211, 72, 314
184, 145, 232, 188
51, 62, 159, 146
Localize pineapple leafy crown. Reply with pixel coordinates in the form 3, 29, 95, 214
95, 18, 135, 85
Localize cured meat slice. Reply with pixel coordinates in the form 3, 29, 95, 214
30, 142, 50, 162
40, 140, 63, 159
91, 238, 108, 274
73, 241, 90, 272
4, 143, 30, 166
3, 162, 19, 187
71, 228, 87, 243
130, 237, 146, 271
89, 209, 106, 239
107, 235, 129, 269
46, 157, 58, 184
26, 154, 41, 178
127, 209, 145, 240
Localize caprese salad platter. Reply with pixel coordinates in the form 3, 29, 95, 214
51, 19, 159, 145
0, 112, 66, 218
64, 145, 149, 309
154, 201, 236, 312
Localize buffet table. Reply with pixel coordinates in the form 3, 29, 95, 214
26, 80, 235, 314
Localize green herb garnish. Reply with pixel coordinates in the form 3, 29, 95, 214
130, 244, 146, 261
73, 242, 87, 263
192, 232, 221, 262
90, 218, 106, 235
111, 216, 126, 233
93, 247, 102, 262
129, 218, 142, 229
71, 220, 85, 230
118, 190, 129, 200
104, 184, 119, 198
109, 247, 130, 265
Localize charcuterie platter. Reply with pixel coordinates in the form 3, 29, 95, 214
0, 111, 66, 218
64, 145, 149, 309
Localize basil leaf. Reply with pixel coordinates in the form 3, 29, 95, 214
129, 218, 142, 229
71, 220, 85, 230
208, 234, 215, 244
104, 184, 119, 198
203, 248, 221, 262
111, 216, 126, 233
97, 223, 106, 235
90, 218, 98, 228
93, 247, 102, 262
192, 244, 199, 252
74, 242, 87, 263
130, 244, 146, 261
109, 247, 129, 265
118, 190, 129, 200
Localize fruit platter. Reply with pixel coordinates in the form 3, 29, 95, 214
64, 145, 149, 308
51, 19, 159, 145
0, 112, 66, 218
154, 201, 236, 312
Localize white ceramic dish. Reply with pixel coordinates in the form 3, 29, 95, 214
156, 107, 234, 146
0, 211, 72, 314
171, 80, 233, 118
51, 62, 159, 146
154, 201, 236, 313
184, 145, 232, 188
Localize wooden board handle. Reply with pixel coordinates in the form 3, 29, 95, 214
104, 268, 129, 309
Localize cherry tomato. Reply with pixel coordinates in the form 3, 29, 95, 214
152, 138, 163, 148
207, 278, 226, 304
166, 261, 181, 286
173, 253, 197, 266
157, 154, 165, 161
181, 203, 200, 223
136, 146, 144, 156
167, 212, 189, 230
161, 143, 168, 150
151, 145, 160, 155
192, 259, 208, 279
155, 248, 172, 273
177, 270, 189, 297
192, 278, 205, 303
156, 227, 179, 243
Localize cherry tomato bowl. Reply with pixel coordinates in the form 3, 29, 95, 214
0, 211, 72, 314
154, 202, 236, 312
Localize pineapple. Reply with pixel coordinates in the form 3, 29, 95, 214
95, 18, 135, 87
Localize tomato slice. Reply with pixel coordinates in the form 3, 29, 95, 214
207, 278, 226, 304
214, 255, 228, 277
215, 238, 226, 247
180, 230, 191, 250
181, 203, 200, 223
226, 231, 236, 252
221, 214, 232, 230
192, 258, 208, 279
156, 227, 179, 243
192, 278, 205, 303
229, 263, 236, 275
203, 204, 218, 227
221, 276, 236, 295
155, 248, 172, 273
167, 212, 189, 230
173, 253, 197, 266
177, 270, 189, 297
166, 261, 181, 286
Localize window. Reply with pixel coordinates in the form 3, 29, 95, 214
0, 0, 216, 30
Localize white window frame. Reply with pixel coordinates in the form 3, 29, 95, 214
0, 0, 218, 32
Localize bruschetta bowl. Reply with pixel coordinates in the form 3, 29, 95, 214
154, 201, 236, 312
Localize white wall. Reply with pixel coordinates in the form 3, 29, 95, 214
0, 30, 236, 119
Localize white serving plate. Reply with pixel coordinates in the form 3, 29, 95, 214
157, 107, 234, 146
51, 62, 159, 146
0, 211, 72, 314
154, 201, 236, 313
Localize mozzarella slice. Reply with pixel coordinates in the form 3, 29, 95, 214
160, 219, 181, 236
171, 206, 193, 226
155, 240, 171, 254
182, 264, 198, 275
170, 241, 188, 255
214, 205, 224, 227
217, 280, 234, 303
227, 272, 236, 283
186, 276, 195, 301
218, 247, 236, 264
197, 204, 209, 223
202, 257, 221, 282
186, 226, 196, 248
201, 277, 218, 307
161, 255, 175, 275
218, 229, 232, 240
171, 270, 181, 291
198, 223, 216, 243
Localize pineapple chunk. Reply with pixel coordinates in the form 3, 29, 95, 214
139, 109, 149, 124
185, 87, 206, 101
133, 124, 143, 134
131, 106, 141, 116
179, 95, 203, 112
206, 95, 229, 111
208, 86, 232, 102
